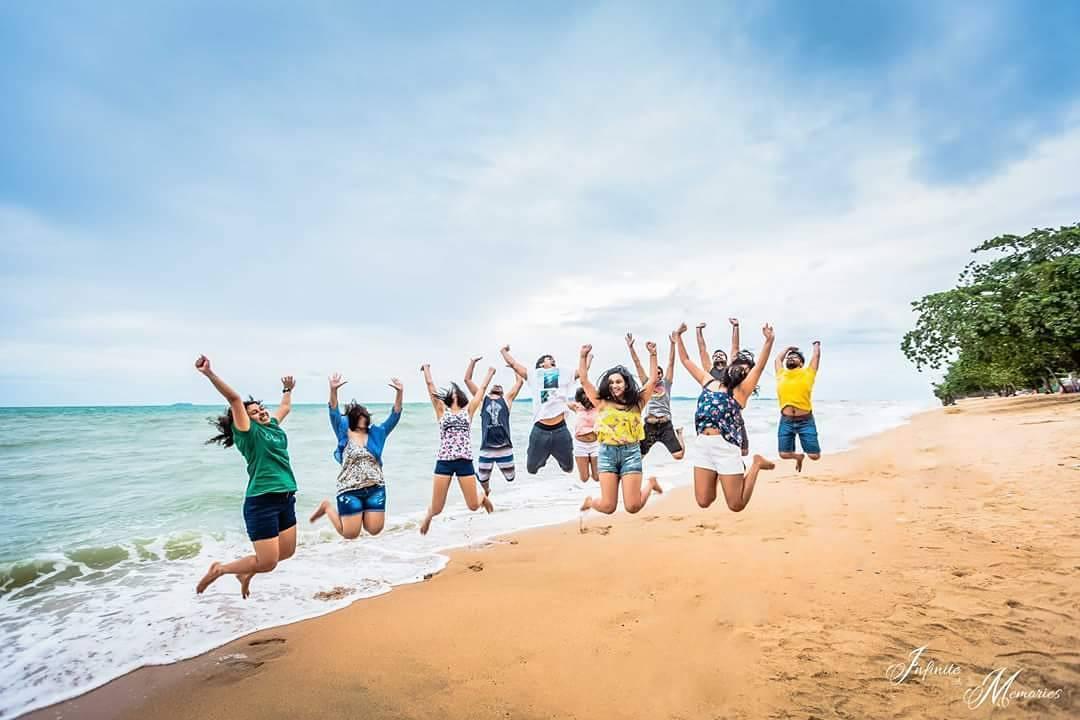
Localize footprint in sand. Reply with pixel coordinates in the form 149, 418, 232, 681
468, 562, 484, 572
581, 525, 612, 536
206, 638, 287, 684
313, 586, 355, 601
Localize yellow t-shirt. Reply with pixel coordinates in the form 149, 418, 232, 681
776, 367, 816, 412
596, 406, 645, 445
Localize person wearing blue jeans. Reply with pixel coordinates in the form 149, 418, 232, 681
774, 341, 822, 472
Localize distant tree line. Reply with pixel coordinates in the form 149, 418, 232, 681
902, 224, 1080, 405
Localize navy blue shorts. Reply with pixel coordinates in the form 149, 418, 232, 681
434, 458, 476, 478
778, 414, 821, 455
242, 491, 297, 542
336, 485, 386, 515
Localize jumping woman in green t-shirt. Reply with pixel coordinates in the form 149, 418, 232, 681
194, 355, 299, 598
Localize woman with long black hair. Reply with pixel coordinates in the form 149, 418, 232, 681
193, 355, 298, 598
419, 363, 495, 535
673, 323, 776, 512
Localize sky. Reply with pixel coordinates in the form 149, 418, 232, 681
2, 0, 1079, 406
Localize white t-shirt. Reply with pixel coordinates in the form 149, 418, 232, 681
528, 366, 576, 423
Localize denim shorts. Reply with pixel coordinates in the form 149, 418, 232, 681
597, 443, 644, 476
242, 491, 297, 542
778, 413, 821, 455
434, 458, 477, 478
336, 484, 386, 516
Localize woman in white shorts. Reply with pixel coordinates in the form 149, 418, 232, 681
673, 323, 776, 512
569, 388, 600, 482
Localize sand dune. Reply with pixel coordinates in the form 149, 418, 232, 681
26, 395, 1079, 719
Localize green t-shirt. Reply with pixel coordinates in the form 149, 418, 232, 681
232, 418, 298, 497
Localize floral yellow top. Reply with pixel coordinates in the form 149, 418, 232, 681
596, 406, 645, 445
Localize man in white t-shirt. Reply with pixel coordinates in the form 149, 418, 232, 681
501, 344, 581, 475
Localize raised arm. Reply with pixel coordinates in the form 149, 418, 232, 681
463, 356, 482, 396
577, 345, 601, 407
810, 341, 821, 371
638, 342, 659, 409
272, 375, 295, 423
328, 372, 347, 410
574, 352, 593, 381
729, 317, 741, 362
380, 378, 404, 434
421, 364, 445, 420
505, 373, 525, 406
468, 367, 496, 417
625, 333, 647, 384
665, 335, 676, 381
500, 345, 529, 382
775, 344, 796, 374
674, 324, 709, 386
695, 323, 712, 372
737, 325, 776, 406
195, 355, 250, 432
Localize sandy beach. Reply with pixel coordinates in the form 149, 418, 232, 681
26, 395, 1079, 719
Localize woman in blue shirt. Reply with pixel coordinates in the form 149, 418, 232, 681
309, 373, 403, 539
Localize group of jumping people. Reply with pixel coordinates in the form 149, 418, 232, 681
192, 319, 822, 596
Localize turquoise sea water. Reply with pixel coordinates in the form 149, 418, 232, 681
0, 398, 926, 718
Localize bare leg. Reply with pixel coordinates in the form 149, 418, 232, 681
717, 455, 775, 512
575, 457, 592, 482
458, 475, 493, 513
622, 472, 663, 514
672, 428, 686, 460
580, 472, 620, 514
421, 475, 453, 535
239, 526, 296, 598
197, 537, 281, 594
589, 456, 600, 481
693, 466, 719, 508
310, 499, 345, 535
362, 511, 386, 536
779, 451, 805, 472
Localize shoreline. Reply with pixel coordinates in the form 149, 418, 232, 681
24, 396, 1079, 719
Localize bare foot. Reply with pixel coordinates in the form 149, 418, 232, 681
309, 499, 329, 523
793, 453, 805, 472
420, 514, 433, 535
196, 562, 224, 594
482, 496, 494, 513
237, 573, 254, 599
754, 454, 776, 471
649, 476, 664, 494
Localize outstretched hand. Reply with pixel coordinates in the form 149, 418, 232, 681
420, 364, 431, 373
580, 344, 593, 358
500, 344, 510, 353
729, 317, 739, 327
645, 341, 657, 354
389, 377, 404, 391
625, 333, 635, 348
675, 322, 689, 336
194, 355, 211, 375
762, 324, 775, 341
695, 322, 706, 330
281, 376, 296, 392
329, 372, 348, 390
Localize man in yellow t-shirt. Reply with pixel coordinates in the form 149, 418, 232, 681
774, 341, 821, 472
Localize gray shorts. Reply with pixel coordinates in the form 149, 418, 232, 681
526, 421, 574, 474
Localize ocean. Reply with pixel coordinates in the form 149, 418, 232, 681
0, 398, 926, 718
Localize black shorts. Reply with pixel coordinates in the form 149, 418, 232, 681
242, 491, 297, 542
526, 420, 574, 474
641, 419, 683, 456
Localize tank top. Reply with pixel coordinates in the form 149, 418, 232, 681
695, 381, 746, 449
480, 396, 512, 450
336, 441, 384, 493
575, 407, 598, 438
596, 406, 645, 445
438, 409, 473, 460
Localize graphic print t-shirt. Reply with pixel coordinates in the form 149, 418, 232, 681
528, 367, 575, 423
232, 418, 298, 497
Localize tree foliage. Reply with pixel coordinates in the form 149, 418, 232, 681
902, 224, 1080, 401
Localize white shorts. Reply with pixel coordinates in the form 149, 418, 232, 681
692, 434, 745, 475
574, 437, 600, 458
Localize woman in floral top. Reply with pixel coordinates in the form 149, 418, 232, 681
673, 322, 776, 513
419, 363, 495, 535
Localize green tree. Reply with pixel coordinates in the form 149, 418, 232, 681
902, 224, 1080, 399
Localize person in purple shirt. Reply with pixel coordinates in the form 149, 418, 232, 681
309, 373, 403, 539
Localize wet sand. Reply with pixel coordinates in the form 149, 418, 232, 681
26, 395, 1079, 719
